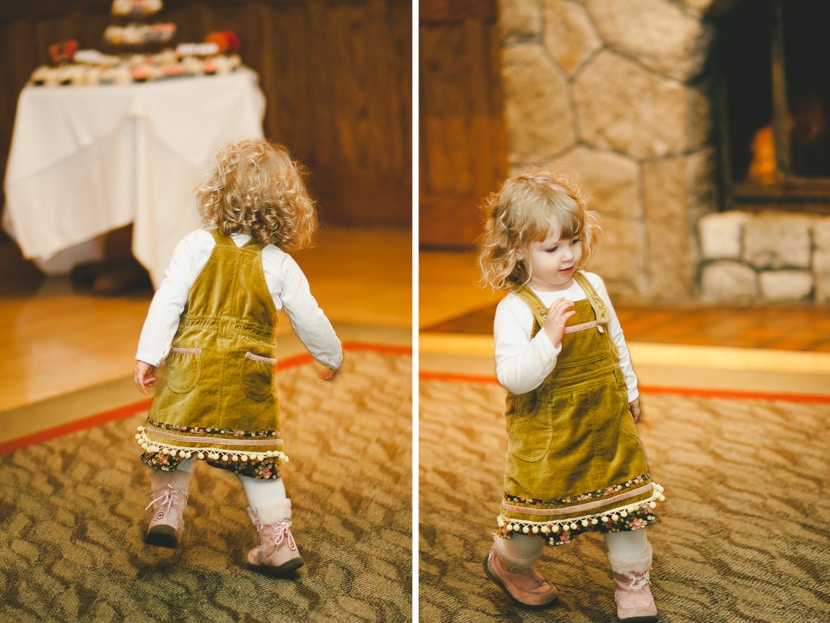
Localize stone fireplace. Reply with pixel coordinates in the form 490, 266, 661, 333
498, 0, 830, 305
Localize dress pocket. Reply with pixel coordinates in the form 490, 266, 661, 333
165, 347, 201, 394
241, 352, 276, 402
507, 410, 552, 463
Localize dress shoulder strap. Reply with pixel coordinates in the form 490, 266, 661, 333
210, 229, 233, 246
209, 230, 264, 253
512, 285, 548, 336
573, 272, 609, 325
242, 236, 265, 250
513, 273, 610, 334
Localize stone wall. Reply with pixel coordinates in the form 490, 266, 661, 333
699, 211, 830, 304
499, 0, 753, 304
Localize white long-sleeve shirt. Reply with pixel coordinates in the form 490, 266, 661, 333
494, 271, 638, 401
135, 228, 343, 370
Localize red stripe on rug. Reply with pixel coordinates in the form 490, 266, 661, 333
419, 371, 500, 384
342, 342, 412, 356
0, 342, 411, 456
419, 371, 830, 404
279, 342, 411, 369
638, 384, 830, 404
0, 399, 153, 456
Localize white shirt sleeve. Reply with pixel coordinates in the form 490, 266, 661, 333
494, 293, 562, 394
135, 229, 211, 366
265, 250, 343, 370
493, 272, 639, 401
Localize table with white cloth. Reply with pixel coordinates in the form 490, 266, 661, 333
2, 68, 265, 286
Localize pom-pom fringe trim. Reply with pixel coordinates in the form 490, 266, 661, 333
134, 426, 288, 465
498, 483, 665, 538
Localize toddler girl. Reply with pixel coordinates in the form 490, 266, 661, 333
478, 170, 664, 622
134, 139, 342, 575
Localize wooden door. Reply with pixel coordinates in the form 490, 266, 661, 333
419, 0, 506, 249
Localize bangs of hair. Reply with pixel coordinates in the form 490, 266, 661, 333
507, 176, 583, 244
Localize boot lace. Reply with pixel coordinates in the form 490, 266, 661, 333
270, 520, 298, 552
145, 484, 181, 514
624, 571, 651, 591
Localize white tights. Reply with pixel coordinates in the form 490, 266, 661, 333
149, 459, 287, 512
494, 529, 650, 570
237, 474, 287, 509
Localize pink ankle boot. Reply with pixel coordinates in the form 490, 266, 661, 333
483, 546, 559, 608
247, 499, 304, 575
608, 543, 658, 623
144, 483, 188, 548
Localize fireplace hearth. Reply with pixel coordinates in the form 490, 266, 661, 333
719, 0, 830, 212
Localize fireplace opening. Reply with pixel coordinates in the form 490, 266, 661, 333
717, 0, 830, 211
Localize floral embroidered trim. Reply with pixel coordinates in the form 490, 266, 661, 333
145, 417, 282, 439
502, 482, 654, 517
145, 426, 284, 448
496, 483, 665, 546
141, 451, 282, 479
505, 473, 652, 507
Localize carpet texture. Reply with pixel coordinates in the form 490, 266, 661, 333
419, 376, 830, 623
0, 347, 412, 623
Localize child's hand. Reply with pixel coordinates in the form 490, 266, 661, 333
318, 365, 338, 381
629, 398, 642, 423
543, 297, 576, 347
135, 360, 156, 394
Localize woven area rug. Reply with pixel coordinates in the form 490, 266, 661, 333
419, 375, 830, 623
0, 345, 412, 623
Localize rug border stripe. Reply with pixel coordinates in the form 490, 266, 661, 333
0, 399, 153, 456
0, 342, 411, 456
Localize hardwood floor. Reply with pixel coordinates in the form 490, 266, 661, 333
0, 227, 412, 414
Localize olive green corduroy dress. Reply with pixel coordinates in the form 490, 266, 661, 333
136, 231, 286, 479
497, 272, 664, 546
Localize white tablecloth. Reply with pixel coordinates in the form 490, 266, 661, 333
2, 68, 265, 286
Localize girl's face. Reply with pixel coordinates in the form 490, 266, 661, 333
520, 221, 583, 291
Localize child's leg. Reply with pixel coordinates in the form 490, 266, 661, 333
239, 475, 302, 574
484, 533, 558, 608
493, 532, 544, 569
238, 473, 286, 509
605, 530, 657, 623
150, 457, 195, 493
605, 528, 648, 557
144, 458, 195, 548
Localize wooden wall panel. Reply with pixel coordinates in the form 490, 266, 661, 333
419, 0, 505, 249
0, 0, 411, 233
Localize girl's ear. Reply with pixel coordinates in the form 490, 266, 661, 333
515, 247, 525, 261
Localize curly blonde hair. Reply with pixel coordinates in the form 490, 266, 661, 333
196, 139, 317, 251
478, 169, 600, 290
